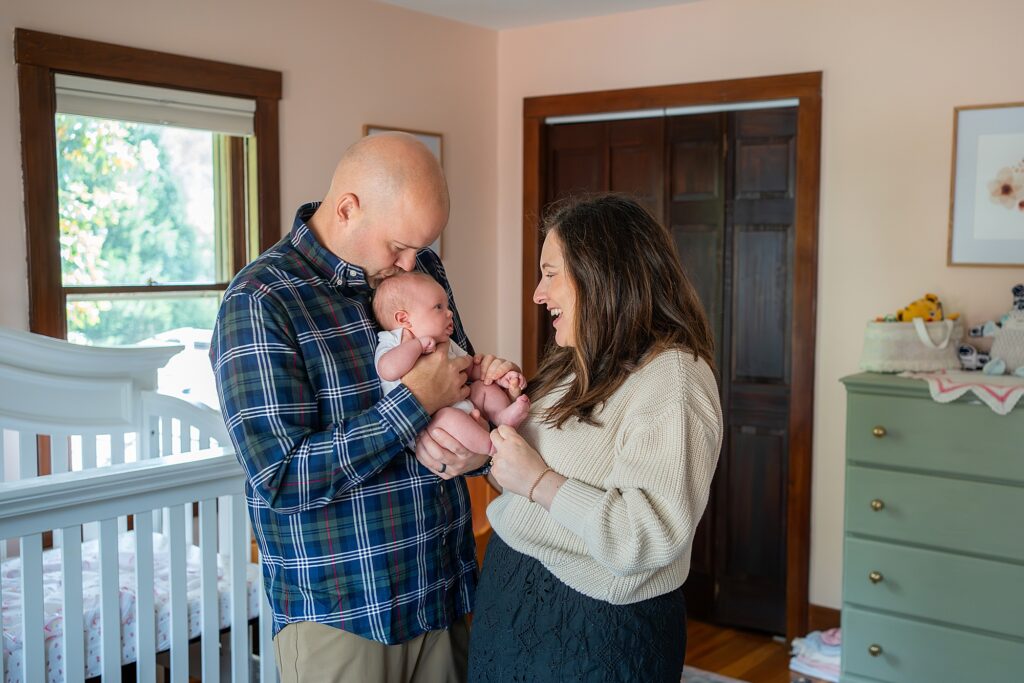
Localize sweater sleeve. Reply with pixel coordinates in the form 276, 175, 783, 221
547, 391, 722, 578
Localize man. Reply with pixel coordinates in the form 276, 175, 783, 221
211, 133, 512, 682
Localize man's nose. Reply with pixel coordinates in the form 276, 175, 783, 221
396, 251, 416, 271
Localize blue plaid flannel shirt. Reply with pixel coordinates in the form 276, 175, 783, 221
210, 202, 478, 644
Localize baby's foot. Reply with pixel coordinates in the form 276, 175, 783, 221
495, 394, 531, 428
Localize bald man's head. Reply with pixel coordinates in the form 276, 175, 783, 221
308, 132, 450, 287
328, 132, 449, 223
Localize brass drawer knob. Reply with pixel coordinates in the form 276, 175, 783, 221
872, 425, 887, 438
869, 571, 883, 584
868, 644, 883, 657
870, 499, 885, 511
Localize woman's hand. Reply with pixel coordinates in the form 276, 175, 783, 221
489, 424, 553, 498
474, 355, 523, 396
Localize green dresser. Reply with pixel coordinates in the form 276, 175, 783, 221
840, 373, 1024, 683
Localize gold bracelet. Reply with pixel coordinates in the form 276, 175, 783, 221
527, 466, 553, 503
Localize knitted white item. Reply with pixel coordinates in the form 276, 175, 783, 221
486, 349, 723, 605
989, 311, 1024, 372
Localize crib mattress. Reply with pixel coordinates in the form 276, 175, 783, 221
1, 530, 260, 682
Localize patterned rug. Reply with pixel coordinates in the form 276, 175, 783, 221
682, 666, 751, 683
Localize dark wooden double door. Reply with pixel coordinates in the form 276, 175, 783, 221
541, 108, 797, 635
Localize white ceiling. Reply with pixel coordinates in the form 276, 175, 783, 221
374, 0, 700, 30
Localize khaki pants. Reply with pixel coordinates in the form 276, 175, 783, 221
272, 618, 469, 683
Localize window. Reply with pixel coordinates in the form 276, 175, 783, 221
16, 29, 281, 410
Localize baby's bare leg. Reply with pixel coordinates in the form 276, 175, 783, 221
470, 381, 531, 428
429, 407, 493, 455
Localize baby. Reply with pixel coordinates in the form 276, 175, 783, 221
372, 271, 531, 455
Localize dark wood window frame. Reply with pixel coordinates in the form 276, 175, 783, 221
15, 28, 282, 339
521, 72, 822, 641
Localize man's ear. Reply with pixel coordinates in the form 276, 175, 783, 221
395, 310, 411, 329
335, 193, 360, 225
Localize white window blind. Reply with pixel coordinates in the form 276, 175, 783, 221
55, 74, 255, 136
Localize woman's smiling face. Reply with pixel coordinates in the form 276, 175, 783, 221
533, 230, 577, 348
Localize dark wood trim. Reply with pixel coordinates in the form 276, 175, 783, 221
524, 72, 820, 119
229, 136, 249, 270
254, 97, 282, 252
807, 603, 841, 632
521, 114, 544, 375
786, 88, 823, 641
15, 29, 282, 339
18, 63, 64, 339
64, 283, 229, 296
521, 72, 822, 642
15, 29, 281, 99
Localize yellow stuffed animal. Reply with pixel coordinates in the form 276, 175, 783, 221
893, 293, 960, 322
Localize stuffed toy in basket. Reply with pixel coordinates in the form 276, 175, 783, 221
860, 293, 963, 372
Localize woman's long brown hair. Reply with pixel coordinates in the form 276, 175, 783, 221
530, 194, 715, 428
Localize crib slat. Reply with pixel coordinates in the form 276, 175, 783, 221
185, 501, 195, 547
82, 435, 97, 470
168, 504, 189, 683
21, 533, 45, 683
145, 415, 159, 461
230, 494, 249, 682
51, 434, 70, 474
178, 420, 190, 455
111, 432, 125, 465
134, 513, 156, 683
0, 428, 8, 482
99, 518, 121, 682
161, 417, 173, 457
260, 574, 277, 683
62, 525, 85, 683
199, 499, 220, 683
1, 570, 4, 683
18, 431, 38, 479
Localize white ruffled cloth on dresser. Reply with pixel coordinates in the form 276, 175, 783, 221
899, 370, 1024, 415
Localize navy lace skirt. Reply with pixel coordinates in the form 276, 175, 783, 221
468, 534, 687, 683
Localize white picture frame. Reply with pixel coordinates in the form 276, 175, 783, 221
363, 124, 444, 257
948, 102, 1024, 266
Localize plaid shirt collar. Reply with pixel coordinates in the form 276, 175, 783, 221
289, 201, 369, 290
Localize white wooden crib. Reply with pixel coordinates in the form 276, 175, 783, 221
0, 327, 277, 682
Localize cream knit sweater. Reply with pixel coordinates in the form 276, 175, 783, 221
486, 348, 723, 605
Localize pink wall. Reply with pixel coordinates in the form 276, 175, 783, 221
0, 0, 499, 353
496, 0, 1024, 608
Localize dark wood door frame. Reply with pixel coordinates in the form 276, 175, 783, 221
15, 28, 282, 339
521, 71, 822, 641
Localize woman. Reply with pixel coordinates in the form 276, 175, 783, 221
467, 195, 723, 682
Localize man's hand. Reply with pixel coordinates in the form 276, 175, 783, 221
415, 417, 491, 480
402, 341, 472, 415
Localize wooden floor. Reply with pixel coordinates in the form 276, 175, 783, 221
686, 620, 792, 683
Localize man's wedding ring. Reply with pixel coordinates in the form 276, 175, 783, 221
439, 463, 447, 473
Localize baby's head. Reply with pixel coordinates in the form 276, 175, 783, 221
373, 271, 454, 340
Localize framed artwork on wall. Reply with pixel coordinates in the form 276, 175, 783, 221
948, 101, 1024, 266
363, 124, 444, 258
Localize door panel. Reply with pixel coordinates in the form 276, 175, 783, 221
732, 228, 790, 383
536, 108, 797, 635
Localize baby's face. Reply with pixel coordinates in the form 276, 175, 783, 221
403, 278, 454, 341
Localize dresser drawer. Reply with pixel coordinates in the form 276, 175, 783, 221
845, 466, 1024, 562
843, 537, 1024, 638
847, 393, 1024, 484
842, 606, 1024, 683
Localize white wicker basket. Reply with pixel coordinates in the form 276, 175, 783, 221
859, 318, 963, 372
